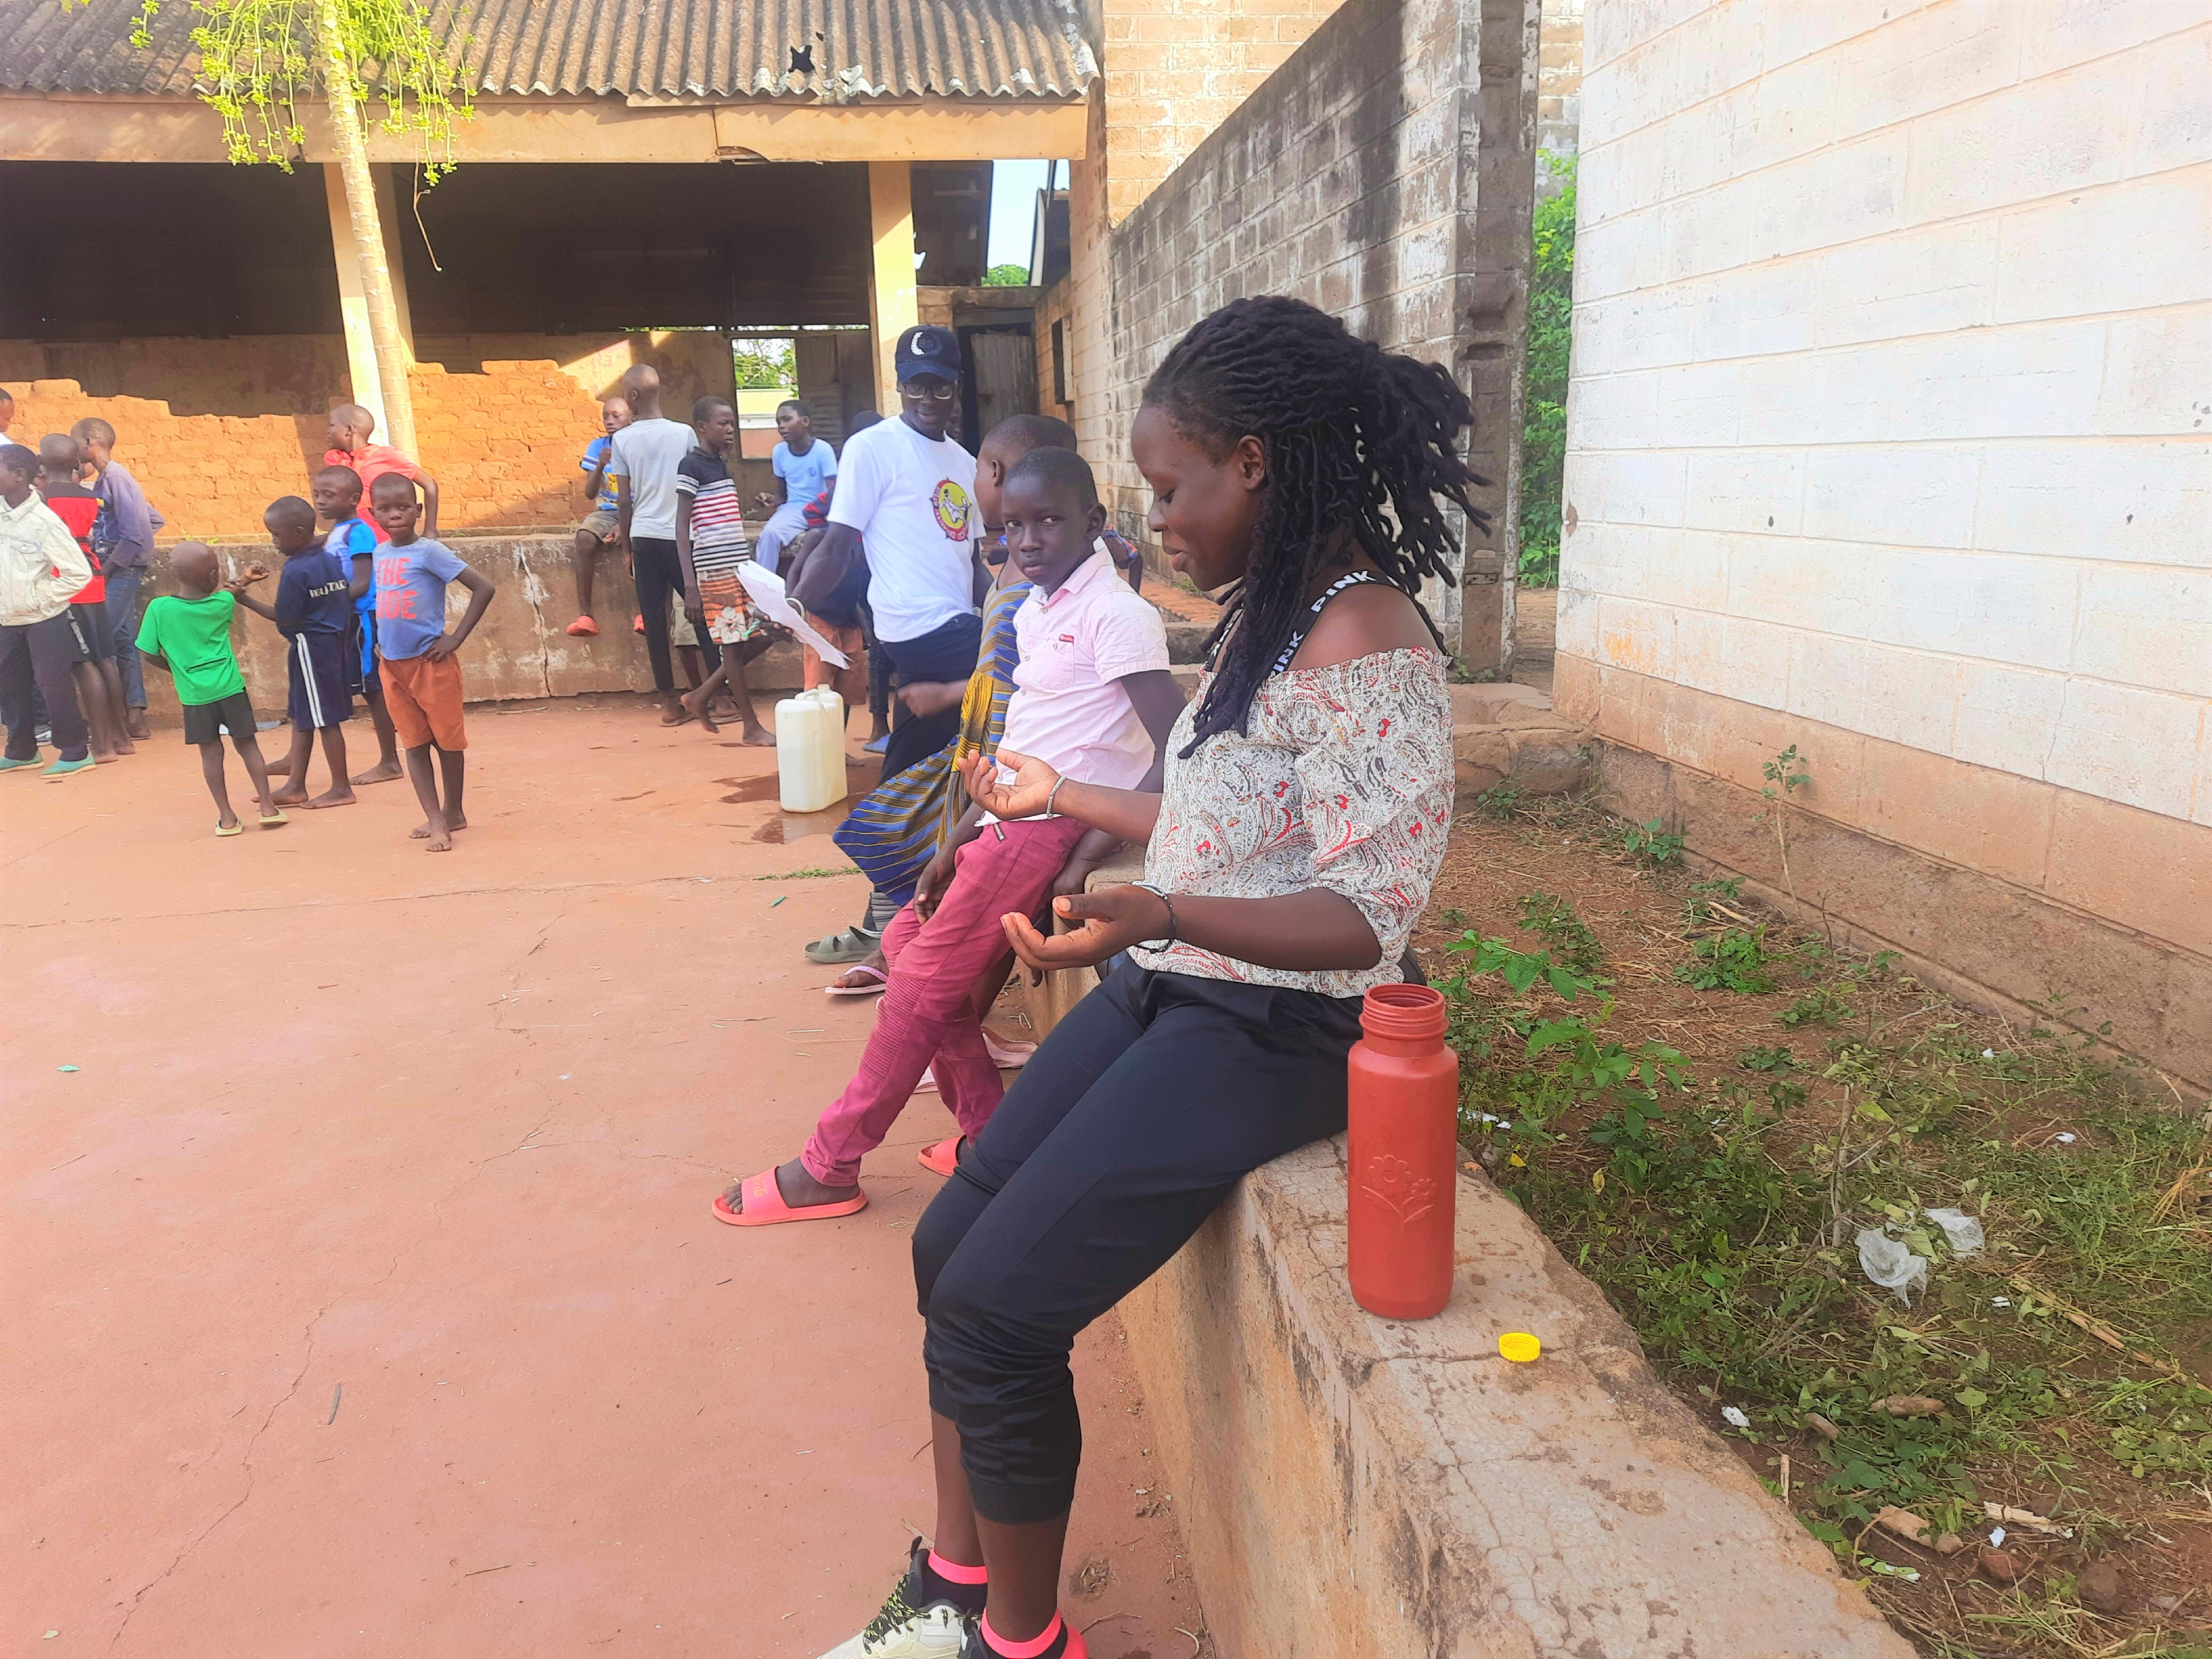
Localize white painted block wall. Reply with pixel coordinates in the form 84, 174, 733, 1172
1562, 0, 2212, 826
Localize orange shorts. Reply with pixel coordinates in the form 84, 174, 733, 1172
379, 652, 468, 751
802, 619, 868, 703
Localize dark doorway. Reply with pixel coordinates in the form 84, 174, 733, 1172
957, 325, 1035, 451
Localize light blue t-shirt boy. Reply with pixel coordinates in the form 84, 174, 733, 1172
328, 516, 381, 677
772, 437, 837, 507
373, 536, 470, 660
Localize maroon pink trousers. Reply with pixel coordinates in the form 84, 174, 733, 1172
800, 815, 1090, 1187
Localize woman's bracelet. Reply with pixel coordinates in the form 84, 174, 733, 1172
1043, 775, 1068, 818
1131, 882, 1179, 949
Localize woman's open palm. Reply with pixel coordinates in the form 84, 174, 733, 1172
961, 747, 1060, 820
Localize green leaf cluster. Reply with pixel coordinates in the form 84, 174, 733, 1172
130, 0, 473, 178
1620, 816, 1684, 867
1677, 926, 1779, 994
1517, 157, 1575, 588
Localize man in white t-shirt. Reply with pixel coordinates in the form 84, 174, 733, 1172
795, 327, 981, 782
606, 364, 719, 724
790, 327, 984, 965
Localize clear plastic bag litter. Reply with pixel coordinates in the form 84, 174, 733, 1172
1857, 1228, 1929, 1305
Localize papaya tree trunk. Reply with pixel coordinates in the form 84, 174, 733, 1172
316, 0, 417, 456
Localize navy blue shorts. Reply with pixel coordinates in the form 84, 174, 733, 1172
287, 630, 354, 730
70, 602, 112, 662
347, 610, 379, 697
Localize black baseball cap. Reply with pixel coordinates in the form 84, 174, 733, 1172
895, 325, 962, 383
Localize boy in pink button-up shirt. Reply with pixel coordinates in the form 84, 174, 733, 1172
717, 447, 1186, 1226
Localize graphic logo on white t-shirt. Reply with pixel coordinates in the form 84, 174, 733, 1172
931, 480, 972, 541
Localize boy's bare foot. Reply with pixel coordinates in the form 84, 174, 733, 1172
720, 1158, 860, 1217
420, 822, 455, 852
660, 698, 694, 727
351, 759, 403, 785
126, 710, 150, 740
271, 784, 311, 806
681, 685, 718, 732
409, 812, 467, 839
266, 754, 293, 777
304, 786, 357, 808
738, 723, 775, 748
92, 748, 120, 764
112, 735, 137, 756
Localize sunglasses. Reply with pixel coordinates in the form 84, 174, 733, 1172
898, 379, 958, 402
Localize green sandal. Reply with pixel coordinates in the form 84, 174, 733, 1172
804, 926, 881, 967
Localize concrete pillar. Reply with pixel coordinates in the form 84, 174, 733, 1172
323, 162, 417, 439
368, 164, 417, 352
867, 161, 919, 413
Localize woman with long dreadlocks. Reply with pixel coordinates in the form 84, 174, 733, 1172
826, 295, 1481, 1658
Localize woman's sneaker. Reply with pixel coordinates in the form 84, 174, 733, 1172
819, 1538, 981, 1657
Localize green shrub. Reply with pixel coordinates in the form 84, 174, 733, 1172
1518, 158, 1574, 589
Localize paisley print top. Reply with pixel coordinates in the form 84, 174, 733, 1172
1130, 646, 1455, 998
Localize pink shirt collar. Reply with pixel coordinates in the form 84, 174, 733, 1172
1031, 547, 1116, 611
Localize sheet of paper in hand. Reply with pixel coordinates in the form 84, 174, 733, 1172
735, 562, 849, 668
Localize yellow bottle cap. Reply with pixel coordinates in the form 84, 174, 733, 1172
1499, 1331, 1541, 1363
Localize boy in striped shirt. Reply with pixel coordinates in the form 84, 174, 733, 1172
675, 396, 781, 744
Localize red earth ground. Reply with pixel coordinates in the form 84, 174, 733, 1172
3, 696, 1205, 1658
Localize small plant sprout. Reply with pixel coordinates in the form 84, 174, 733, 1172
1621, 816, 1685, 867
1755, 745, 1812, 901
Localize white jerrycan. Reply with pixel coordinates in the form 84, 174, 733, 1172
806, 687, 847, 791
775, 691, 840, 812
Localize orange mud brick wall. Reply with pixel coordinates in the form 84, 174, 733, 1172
407, 361, 605, 530
9, 362, 602, 541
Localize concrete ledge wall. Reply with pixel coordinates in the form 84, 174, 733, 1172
1119, 1139, 1914, 1658
130, 536, 805, 727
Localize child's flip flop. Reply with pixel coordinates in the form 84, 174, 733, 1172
711, 1168, 867, 1228
215, 821, 244, 837
824, 965, 889, 997
259, 809, 288, 828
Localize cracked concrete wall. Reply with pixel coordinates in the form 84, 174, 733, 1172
129, 537, 806, 729
1118, 1138, 1916, 1658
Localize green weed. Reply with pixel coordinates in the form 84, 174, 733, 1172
1781, 986, 1854, 1028
1442, 933, 1688, 1182
1677, 926, 1780, 993
1738, 1044, 1797, 1073
1516, 892, 1603, 977
1681, 875, 1745, 928
1757, 744, 1813, 902
1471, 780, 1528, 821
1621, 816, 1685, 867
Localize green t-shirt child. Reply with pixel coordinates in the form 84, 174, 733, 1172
136, 591, 246, 705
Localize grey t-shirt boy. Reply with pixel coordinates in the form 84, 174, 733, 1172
606, 417, 697, 541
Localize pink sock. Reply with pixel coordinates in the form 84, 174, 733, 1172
926, 1549, 987, 1586
980, 1611, 1083, 1658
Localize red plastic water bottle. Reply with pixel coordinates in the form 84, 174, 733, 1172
1347, 983, 1460, 1320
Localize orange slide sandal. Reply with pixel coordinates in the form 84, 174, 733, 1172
712, 1168, 868, 1227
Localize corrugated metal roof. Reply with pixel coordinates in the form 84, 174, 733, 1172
0, 0, 1096, 101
